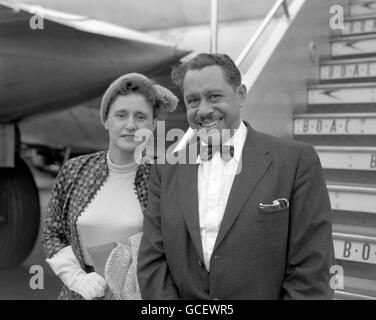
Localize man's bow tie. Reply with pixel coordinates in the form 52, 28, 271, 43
199, 145, 234, 163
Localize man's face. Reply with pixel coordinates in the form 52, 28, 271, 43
105, 93, 155, 154
183, 65, 246, 145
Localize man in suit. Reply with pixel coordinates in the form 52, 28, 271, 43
137, 53, 335, 299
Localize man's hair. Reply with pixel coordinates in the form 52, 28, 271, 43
171, 53, 242, 93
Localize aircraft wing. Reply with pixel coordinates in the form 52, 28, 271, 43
0, 1, 190, 123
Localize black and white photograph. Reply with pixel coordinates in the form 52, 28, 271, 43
0, 0, 375, 304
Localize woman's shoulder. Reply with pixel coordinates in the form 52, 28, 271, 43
59, 150, 107, 177
65, 150, 106, 166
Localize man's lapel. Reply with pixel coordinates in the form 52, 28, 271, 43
176, 141, 204, 261
213, 126, 272, 252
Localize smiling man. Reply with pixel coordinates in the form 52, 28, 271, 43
137, 53, 335, 300
182, 60, 246, 147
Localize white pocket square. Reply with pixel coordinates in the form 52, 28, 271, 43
259, 198, 289, 210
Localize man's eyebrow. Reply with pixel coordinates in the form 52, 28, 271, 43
205, 89, 223, 94
185, 89, 223, 97
185, 93, 199, 98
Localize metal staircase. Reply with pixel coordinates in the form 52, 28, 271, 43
294, 0, 376, 299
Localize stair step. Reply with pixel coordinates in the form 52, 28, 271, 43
342, 14, 376, 35
333, 210, 376, 229
334, 272, 376, 300
350, 1, 376, 16
331, 34, 376, 58
341, 276, 376, 298
335, 290, 376, 300
320, 57, 376, 81
294, 136, 376, 148
333, 224, 376, 235
336, 256, 376, 278
333, 231, 376, 264
324, 169, 376, 185
332, 227, 376, 299
327, 183, 376, 214
294, 113, 376, 135
335, 274, 376, 299
308, 82, 376, 105
315, 146, 376, 171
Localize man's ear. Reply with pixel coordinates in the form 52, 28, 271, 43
152, 118, 157, 130
104, 120, 109, 130
237, 84, 247, 105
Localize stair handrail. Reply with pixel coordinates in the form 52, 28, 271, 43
235, 0, 290, 67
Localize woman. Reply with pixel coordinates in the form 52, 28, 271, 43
42, 73, 178, 300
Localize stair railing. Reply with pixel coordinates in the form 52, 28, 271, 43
235, 0, 290, 67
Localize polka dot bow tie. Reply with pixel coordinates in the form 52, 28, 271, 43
199, 145, 235, 163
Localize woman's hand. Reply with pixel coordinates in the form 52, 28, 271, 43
72, 272, 107, 300
46, 245, 107, 299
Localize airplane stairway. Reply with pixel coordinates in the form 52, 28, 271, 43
293, 0, 376, 299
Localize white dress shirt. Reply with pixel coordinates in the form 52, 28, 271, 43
197, 121, 247, 271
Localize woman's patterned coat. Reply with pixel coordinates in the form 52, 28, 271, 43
41, 151, 150, 300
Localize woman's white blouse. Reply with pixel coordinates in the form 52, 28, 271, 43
77, 154, 143, 266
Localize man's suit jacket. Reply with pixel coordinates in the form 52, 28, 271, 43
138, 123, 335, 299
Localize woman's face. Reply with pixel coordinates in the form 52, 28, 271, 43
105, 93, 156, 154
